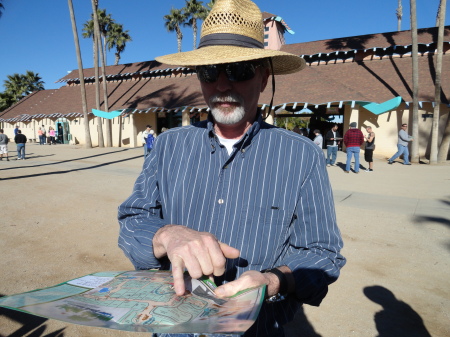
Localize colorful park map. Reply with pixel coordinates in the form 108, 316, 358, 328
0, 270, 265, 334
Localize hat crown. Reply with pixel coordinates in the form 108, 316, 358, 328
201, 0, 264, 44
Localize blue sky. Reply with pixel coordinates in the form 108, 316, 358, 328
0, 0, 447, 90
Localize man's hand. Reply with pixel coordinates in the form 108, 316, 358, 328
214, 270, 278, 298
214, 266, 294, 298
153, 225, 240, 296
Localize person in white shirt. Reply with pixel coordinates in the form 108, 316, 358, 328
313, 129, 323, 149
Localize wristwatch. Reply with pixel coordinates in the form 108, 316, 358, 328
261, 268, 288, 303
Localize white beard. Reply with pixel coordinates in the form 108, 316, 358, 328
210, 94, 245, 125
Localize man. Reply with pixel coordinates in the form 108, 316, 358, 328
118, 1, 345, 336
313, 129, 323, 148
142, 125, 152, 156
13, 125, 19, 136
343, 122, 364, 173
0, 129, 9, 161
388, 123, 413, 165
41, 125, 46, 144
364, 126, 375, 172
325, 124, 341, 167
14, 130, 27, 160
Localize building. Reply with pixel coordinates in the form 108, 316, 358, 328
0, 23, 449, 159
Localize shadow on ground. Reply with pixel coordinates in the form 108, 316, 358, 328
364, 286, 431, 337
0, 153, 142, 181
0, 302, 65, 337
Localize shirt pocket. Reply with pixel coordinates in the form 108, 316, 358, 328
236, 206, 292, 267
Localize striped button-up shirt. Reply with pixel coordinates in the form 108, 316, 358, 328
118, 115, 345, 336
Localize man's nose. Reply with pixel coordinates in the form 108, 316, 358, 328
215, 71, 233, 92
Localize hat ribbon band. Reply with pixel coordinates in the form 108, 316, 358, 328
198, 33, 264, 49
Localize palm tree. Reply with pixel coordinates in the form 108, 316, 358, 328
68, 0, 92, 148
106, 23, 132, 65
164, 8, 187, 53
23, 70, 45, 93
0, 92, 15, 112
430, 0, 446, 163
436, 0, 449, 162
183, 0, 208, 50
82, 8, 114, 65
409, 0, 419, 163
206, 0, 216, 11
92, 1, 112, 147
3, 71, 44, 102
396, 0, 403, 31
91, 0, 104, 148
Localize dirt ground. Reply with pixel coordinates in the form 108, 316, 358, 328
0, 143, 449, 337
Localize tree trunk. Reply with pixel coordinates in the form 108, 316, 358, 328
397, 0, 403, 31
410, 0, 419, 163
437, 0, 449, 162
115, 52, 120, 66
176, 27, 182, 53
68, 0, 92, 148
430, 0, 447, 164
436, 1, 442, 26
91, 0, 104, 148
93, 1, 112, 147
193, 19, 197, 49
438, 113, 450, 161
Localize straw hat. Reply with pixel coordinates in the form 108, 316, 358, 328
155, 0, 305, 75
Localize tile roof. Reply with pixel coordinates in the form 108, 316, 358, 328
265, 54, 450, 106
1, 26, 449, 122
0, 74, 206, 122
281, 26, 449, 56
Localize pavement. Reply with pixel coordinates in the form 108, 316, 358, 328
0, 143, 449, 337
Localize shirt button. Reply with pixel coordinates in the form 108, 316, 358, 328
218, 199, 224, 204
241, 148, 246, 153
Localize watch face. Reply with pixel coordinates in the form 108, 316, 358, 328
265, 294, 286, 303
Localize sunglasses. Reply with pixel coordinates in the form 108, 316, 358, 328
196, 61, 263, 83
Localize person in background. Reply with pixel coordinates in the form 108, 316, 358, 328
388, 123, 413, 165
14, 126, 19, 136
343, 122, 364, 173
0, 129, 9, 161
313, 129, 323, 149
292, 126, 302, 135
118, 0, 345, 336
48, 127, 56, 145
145, 130, 155, 157
14, 130, 27, 160
41, 125, 47, 144
325, 124, 341, 167
142, 125, 153, 156
38, 127, 44, 145
364, 126, 375, 172
57, 124, 63, 143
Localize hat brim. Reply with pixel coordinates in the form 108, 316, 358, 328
155, 46, 305, 75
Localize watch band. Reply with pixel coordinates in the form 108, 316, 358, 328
261, 268, 288, 303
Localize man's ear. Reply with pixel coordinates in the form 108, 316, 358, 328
260, 68, 270, 92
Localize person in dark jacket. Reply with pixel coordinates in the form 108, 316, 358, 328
14, 130, 27, 160
325, 124, 341, 166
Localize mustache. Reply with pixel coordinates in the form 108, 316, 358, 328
210, 93, 243, 104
